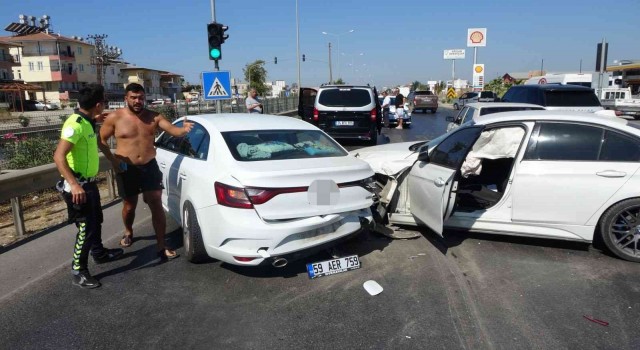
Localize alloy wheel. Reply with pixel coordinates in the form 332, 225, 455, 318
608, 206, 640, 258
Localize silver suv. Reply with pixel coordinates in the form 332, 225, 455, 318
299, 85, 382, 145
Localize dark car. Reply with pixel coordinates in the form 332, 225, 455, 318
478, 91, 499, 102
11, 100, 38, 112
299, 85, 382, 145
501, 84, 606, 113
409, 90, 438, 113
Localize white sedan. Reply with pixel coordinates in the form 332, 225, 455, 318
155, 113, 375, 266
354, 111, 640, 263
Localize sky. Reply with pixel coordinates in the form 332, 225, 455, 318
1, 0, 639, 88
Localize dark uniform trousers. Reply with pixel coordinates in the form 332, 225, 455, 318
61, 181, 105, 272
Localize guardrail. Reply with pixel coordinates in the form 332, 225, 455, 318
0, 109, 299, 238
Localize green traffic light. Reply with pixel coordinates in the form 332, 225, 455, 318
210, 48, 221, 59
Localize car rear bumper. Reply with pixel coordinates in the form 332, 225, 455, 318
197, 205, 373, 266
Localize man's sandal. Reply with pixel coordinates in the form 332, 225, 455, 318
158, 249, 180, 262
120, 234, 134, 248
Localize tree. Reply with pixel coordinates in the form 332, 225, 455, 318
434, 81, 446, 95
334, 78, 345, 84
484, 77, 513, 97
243, 60, 268, 96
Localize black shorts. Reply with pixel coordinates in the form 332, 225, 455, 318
116, 158, 164, 198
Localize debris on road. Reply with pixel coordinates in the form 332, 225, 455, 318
363, 280, 383, 296
583, 315, 609, 326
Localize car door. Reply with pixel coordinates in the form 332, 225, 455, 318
298, 87, 317, 123
408, 126, 484, 236
169, 123, 211, 220
372, 87, 383, 133
511, 122, 640, 228
155, 121, 184, 216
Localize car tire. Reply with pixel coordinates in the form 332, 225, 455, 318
183, 202, 208, 263
598, 198, 640, 263
431, 109, 437, 114
368, 126, 378, 145
43, 107, 48, 111
453, 103, 459, 110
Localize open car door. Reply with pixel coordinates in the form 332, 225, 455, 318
408, 126, 484, 236
298, 87, 317, 123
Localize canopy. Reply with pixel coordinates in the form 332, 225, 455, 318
0, 82, 43, 112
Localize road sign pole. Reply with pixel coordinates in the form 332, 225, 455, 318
452, 59, 455, 89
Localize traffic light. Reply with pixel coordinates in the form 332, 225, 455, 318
302, 54, 306, 62
274, 57, 277, 64
207, 22, 222, 60
220, 24, 229, 43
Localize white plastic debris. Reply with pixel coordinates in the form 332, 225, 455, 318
363, 280, 383, 296
417, 253, 426, 256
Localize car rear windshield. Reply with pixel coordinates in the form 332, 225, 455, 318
222, 129, 348, 161
414, 91, 433, 96
479, 106, 544, 116
318, 88, 372, 107
544, 90, 601, 107
480, 92, 495, 98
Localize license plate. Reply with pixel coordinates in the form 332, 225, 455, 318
307, 255, 360, 279
335, 121, 354, 126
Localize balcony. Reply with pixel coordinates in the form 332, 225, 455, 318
21, 50, 75, 58
0, 54, 16, 64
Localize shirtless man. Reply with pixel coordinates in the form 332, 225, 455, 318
99, 83, 193, 261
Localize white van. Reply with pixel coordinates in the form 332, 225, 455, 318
524, 73, 593, 87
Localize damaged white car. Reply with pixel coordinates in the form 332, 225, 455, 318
353, 111, 640, 262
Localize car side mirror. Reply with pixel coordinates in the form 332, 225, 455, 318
417, 151, 430, 163
446, 116, 454, 122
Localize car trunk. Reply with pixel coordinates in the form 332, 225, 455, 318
231, 157, 374, 220
415, 95, 437, 105
318, 110, 374, 136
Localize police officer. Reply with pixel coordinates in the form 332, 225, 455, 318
53, 84, 123, 289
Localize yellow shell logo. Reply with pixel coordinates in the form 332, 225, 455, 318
470, 31, 484, 44
474, 65, 483, 73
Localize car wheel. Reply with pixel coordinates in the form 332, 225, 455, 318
453, 103, 459, 110
598, 198, 640, 263
183, 202, 208, 263
368, 126, 378, 145
43, 107, 48, 111
431, 108, 437, 113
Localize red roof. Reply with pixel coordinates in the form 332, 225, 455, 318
0, 32, 90, 45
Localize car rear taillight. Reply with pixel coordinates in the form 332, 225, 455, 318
233, 256, 256, 262
615, 110, 623, 116
414, 98, 419, 104
245, 187, 308, 205
313, 107, 319, 122
215, 182, 254, 209
370, 107, 377, 122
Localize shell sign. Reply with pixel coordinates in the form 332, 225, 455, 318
474, 65, 484, 73
467, 28, 487, 47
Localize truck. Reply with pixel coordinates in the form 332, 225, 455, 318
599, 87, 640, 119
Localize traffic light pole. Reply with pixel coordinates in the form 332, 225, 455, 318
210, 0, 222, 114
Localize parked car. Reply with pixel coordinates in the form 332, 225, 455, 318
298, 85, 382, 145
477, 91, 499, 102
378, 95, 410, 128
501, 84, 615, 116
409, 90, 438, 113
452, 92, 479, 110
34, 101, 60, 111
353, 110, 640, 263
155, 113, 376, 266
10, 100, 38, 111
446, 102, 545, 132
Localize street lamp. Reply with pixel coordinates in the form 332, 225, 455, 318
322, 29, 354, 80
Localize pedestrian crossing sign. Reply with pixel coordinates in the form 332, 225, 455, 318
202, 71, 231, 100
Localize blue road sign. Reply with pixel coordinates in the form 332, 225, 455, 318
202, 71, 231, 100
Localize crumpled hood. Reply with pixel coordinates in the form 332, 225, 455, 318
349, 141, 423, 176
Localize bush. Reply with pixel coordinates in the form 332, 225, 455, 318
2, 134, 57, 169
69, 102, 77, 108
19, 115, 30, 127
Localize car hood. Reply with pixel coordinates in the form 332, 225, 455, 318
349, 141, 424, 176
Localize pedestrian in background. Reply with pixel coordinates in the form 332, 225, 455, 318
53, 83, 123, 289
245, 88, 263, 114
381, 90, 391, 127
394, 88, 405, 129
99, 83, 193, 262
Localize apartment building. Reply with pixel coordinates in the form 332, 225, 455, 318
0, 32, 97, 102
0, 39, 21, 105
120, 66, 182, 101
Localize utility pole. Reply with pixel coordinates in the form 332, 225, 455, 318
328, 42, 333, 84
210, 0, 221, 114
296, 0, 301, 92
87, 34, 122, 91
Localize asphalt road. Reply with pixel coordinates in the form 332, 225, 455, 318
1, 106, 639, 349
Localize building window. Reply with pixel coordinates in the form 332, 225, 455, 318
111, 67, 115, 75
90, 49, 94, 57
37, 61, 43, 70
29, 62, 34, 71
45, 82, 52, 90
77, 46, 82, 55
79, 64, 84, 72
